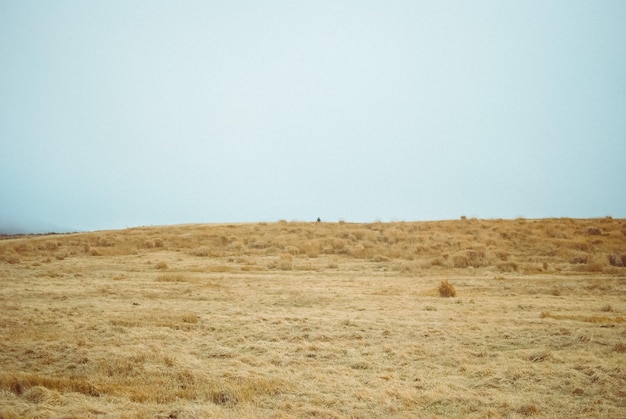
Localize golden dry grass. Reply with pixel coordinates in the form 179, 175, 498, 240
0, 217, 625, 418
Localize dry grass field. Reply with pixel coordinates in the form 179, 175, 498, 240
0, 217, 625, 418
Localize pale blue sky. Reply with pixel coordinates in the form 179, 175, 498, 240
1, 1, 625, 233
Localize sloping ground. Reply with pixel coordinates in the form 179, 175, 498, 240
0, 218, 624, 417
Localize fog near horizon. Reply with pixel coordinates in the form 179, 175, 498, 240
1, 1, 625, 234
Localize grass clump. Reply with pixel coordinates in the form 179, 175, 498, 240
518, 404, 540, 416
438, 280, 456, 297
156, 274, 191, 283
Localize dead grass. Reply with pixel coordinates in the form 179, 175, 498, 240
0, 218, 625, 417
155, 273, 194, 283
540, 311, 625, 324
438, 280, 457, 297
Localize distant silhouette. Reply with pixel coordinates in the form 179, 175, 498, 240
316, 217, 321, 222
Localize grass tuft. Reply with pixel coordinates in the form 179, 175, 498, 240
518, 404, 540, 416
438, 280, 456, 297
528, 351, 551, 362
156, 274, 191, 282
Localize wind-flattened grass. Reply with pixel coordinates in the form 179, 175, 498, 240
0, 372, 100, 397
540, 311, 625, 324
109, 309, 202, 330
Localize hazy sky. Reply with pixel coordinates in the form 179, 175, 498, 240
1, 1, 625, 233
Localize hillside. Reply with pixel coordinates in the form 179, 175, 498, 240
2, 217, 625, 273
0, 218, 625, 417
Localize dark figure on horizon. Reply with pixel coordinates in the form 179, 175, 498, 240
316, 217, 321, 222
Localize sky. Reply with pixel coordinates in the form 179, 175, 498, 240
1, 1, 625, 233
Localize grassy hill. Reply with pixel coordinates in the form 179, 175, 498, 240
0, 218, 624, 417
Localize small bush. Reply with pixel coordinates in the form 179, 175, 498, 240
497, 261, 518, 272
1, 253, 20, 264
438, 280, 456, 297
431, 258, 444, 267
284, 245, 300, 255
609, 254, 626, 267
156, 274, 189, 283
181, 313, 199, 324
211, 388, 238, 406
190, 247, 210, 257
268, 254, 293, 270
155, 261, 168, 270
279, 254, 293, 270
88, 247, 103, 256
467, 249, 486, 267
452, 254, 468, 268
586, 262, 605, 273
495, 250, 509, 261
518, 404, 540, 416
